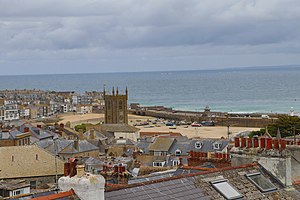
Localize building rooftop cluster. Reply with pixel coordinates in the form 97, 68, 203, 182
0, 88, 300, 199
0, 89, 105, 121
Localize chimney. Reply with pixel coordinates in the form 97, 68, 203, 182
260, 137, 266, 149
89, 129, 95, 140
253, 137, 259, 148
266, 138, 272, 150
247, 138, 252, 148
234, 137, 240, 147
241, 138, 246, 148
24, 127, 30, 133
78, 129, 84, 140
280, 139, 286, 150
74, 140, 79, 151
60, 123, 65, 131
76, 165, 85, 178
64, 162, 71, 176
273, 139, 279, 149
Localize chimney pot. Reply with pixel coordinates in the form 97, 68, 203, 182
241, 138, 246, 148
76, 165, 85, 178
260, 138, 266, 149
234, 137, 240, 147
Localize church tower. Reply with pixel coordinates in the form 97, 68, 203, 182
104, 87, 128, 124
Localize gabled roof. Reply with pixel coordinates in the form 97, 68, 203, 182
36, 139, 98, 155
189, 139, 229, 152
84, 129, 107, 140
100, 124, 140, 133
0, 145, 64, 179
59, 140, 98, 154
0, 179, 30, 190
0, 129, 29, 140
148, 137, 175, 152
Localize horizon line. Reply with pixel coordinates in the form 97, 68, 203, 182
0, 64, 300, 76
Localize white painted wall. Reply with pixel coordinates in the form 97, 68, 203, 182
58, 173, 105, 200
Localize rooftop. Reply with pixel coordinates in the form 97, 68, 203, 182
105, 163, 300, 200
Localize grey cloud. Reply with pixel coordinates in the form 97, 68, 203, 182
0, 0, 300, 74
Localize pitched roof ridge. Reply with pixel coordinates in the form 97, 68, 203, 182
105, 162, 258, 192
31, 189, 76, 200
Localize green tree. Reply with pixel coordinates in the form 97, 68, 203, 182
250, 116, 300, 138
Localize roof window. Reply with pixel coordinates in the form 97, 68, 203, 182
211, 179, 243, 200
195, 141, 203, 149
246, 172, 277, 192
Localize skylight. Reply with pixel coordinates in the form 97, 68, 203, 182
246, 172, 277, 192
195, 141, 203, 149
211, 179, 243, 200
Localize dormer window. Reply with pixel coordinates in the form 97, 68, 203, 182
214, 143, 222, 150
175, 149, 182, 156
195, 141, 203, 149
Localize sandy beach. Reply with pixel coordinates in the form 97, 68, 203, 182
58, 113, 260, 139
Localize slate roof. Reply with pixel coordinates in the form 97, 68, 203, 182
106, 163, 300, 200
137, 138, 229, 155
83, 157, 104, 165
148, 137, 175, 152
63, 127, 80, 138
107, 177, 208, 200
100, 124, 140, 133
84, 129, 107, 140
59, 140, 99, 154
0, 129, 27, 140
0, 179, 30, 190
169, 140, 191, 155
189, 139, 229, 152
20, 123, 55, 141
0, 145, 65, 179
36, 138, 98, 155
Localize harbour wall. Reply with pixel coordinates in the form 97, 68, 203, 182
130, 109, 275, 128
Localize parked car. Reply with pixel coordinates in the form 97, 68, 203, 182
191, 122, 202, 127
201, 121, 215, 126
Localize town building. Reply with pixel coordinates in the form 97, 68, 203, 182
104, 87, 128, 124
105, 163, 300, 199
0, 179, 30, 198
0, 129, 31, 147
36, 138, 99, 161
0, 145, 65, 188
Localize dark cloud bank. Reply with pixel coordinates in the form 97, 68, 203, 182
0, 0, 300, 75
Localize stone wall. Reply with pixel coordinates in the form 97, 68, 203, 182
131, 110, 274, 128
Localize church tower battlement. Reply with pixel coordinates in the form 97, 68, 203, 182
104, 87, 128, 124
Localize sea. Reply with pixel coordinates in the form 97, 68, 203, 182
1, 66, 300, 114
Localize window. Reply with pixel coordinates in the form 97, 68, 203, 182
246, 173, 277, 192
13, 189, 22, 196
173, 160, 180, 166
214, 143, 222, 150
30, 181, 37, 189
153, 161, 165, 167
195, 141, 203, 149
119, 100, 123, 110
211, 179, 243, 200
36, 154, 39, 160
175, 149, 182, 156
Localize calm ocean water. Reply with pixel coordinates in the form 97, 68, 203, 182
1, 67, 300, 113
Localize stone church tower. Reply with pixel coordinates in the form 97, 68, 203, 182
104, 87, 128, 124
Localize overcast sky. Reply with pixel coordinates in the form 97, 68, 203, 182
0, 0, 300, 75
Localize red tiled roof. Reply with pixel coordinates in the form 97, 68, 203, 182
31, 189, 76, 200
